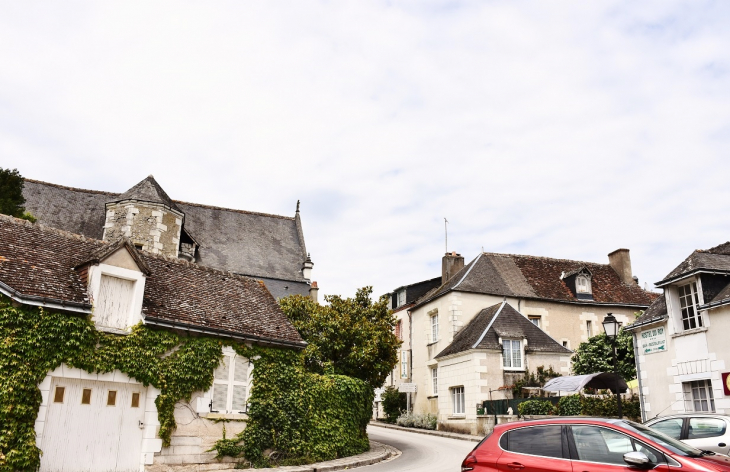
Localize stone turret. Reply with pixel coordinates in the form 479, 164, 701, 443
103, 176, 184, 258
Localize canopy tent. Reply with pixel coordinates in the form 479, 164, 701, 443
542, 372, 628, 394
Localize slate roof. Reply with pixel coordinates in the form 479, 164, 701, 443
0, 214, 305, 347
625, 295, 668, 330
414, 252, 657, 309
22, 178, 309, 283
657, 242, 730, 286
110, 175, 182, 214
435, 302, 572, 359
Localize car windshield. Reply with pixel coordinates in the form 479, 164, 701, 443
620, 420, 705, 456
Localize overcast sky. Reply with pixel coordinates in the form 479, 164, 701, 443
2, 1, 730, 300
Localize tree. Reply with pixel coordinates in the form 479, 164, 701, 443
571, 329, 636, 380
279, 287, 401, 387
0, 168, 35, 222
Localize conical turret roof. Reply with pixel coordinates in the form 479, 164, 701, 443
109, 175, 181, 213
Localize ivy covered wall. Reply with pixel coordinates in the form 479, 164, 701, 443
0, 296, 373, 471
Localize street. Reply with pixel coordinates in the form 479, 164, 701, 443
364, 426, 477, 472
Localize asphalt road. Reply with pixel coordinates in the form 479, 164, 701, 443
364, 426, 477, 472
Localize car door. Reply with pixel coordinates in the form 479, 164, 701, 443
497, 425, 572, 472
567, 424, 670, 472
684, 417, 730, 455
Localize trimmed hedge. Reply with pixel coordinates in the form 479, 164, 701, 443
517, 399, 554, 416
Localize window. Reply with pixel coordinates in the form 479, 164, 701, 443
211, 352, 249, 414
678, 283, 703, 330
81, 388, 92, 405
502, 339, 522, 369
54, 386, 65, 403
395, 320, 402, 340
431, 367, 438, 395
576, 275, 591, 294
683, 380, 715, 412
562, 341, 569, 348
430, 313, 439, 342
528, 316, 541, 328
397, 290, 406, 307
95, 274, 136, 330
688, 417, 726, 439
571, 425, 662, 465
107, 390, 117, 406
451, 386, 465, 415
586, 320, 593, 338
651, 418, 683, 439
400, 351, 409, 379
500, 426, 564, 458
131, 392, 140, 408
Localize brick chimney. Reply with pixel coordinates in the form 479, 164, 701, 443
442, 251, 465, 284
309, 281, 319, 303
608, 249, 634, 285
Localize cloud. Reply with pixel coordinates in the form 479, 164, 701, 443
2, 1, 730, 298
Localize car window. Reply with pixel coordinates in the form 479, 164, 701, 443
572, 425, 635, 465
651, 418, 684, 440
688, 418, 727, 439
620, 420, 704, 457
501, 425, 564, 459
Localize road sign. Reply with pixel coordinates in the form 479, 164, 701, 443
399, 383, 417, 393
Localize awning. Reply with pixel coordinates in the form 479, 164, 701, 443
542, 373, 628, 394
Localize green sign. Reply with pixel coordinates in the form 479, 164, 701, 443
640, 327, 666, 354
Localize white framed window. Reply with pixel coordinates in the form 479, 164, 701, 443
576, 275, 591, 294
678, 282, 703, 330
683, 380, 715, 412
211, 351, 250, 414
502, 339, 523, 370
430, 313, 439, 343
397, 290, 406, 307
528, 316, 541, 328
451, 386, 465, 415
400, 350, 409, 379
586, 320, 593, 338
431, 367, 438, 395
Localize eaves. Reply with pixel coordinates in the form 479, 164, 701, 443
0, 280, 92, 314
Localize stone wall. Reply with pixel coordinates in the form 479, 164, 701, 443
103, 201, 183, 258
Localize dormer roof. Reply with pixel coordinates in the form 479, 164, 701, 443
76, 238, 151, 276
108, 175, 182, 214
656, 242, 730, 287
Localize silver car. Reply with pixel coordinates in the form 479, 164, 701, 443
645, 414, 730, 454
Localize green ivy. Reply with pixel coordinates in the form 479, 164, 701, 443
0, 296, 222, 471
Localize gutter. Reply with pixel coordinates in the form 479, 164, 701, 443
143, 316, 308, 349
698, 298, 730, 311
0, 281, 92, 314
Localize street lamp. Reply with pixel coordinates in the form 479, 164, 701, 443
602, 313, 623, 419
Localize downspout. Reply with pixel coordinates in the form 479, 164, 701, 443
632, 331, 647, 422
408, 308, 413, 413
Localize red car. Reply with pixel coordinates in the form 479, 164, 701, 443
462, 418, 730, 472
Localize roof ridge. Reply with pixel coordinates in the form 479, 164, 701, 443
482, 251, 611, 267
24, 178, 118, 197
173, 199, 295, 220
0, 213, 105, 244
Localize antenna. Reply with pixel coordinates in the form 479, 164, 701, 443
444, 218, 448, 253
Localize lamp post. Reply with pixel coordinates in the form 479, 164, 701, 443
602, 313, 623, 419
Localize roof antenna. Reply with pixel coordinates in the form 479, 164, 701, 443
444, 218, 448, 253
296, 200, 300, 213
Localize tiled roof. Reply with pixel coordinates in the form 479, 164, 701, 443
414, 252, 657, 309
657, 244, 730, 286
0, 214, 304, 347
110, 175, 182, 214
22, 178, 309, 283
625, 296, 668, 330
435, 302, 571, 358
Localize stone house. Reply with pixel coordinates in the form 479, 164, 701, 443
626, 241, 730, 421
0, 213, 306, 471
386, 249, 656, 425
22, 175, 316, 300
434, 301, 571, 433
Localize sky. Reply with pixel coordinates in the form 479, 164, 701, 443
2, 1, 730, 300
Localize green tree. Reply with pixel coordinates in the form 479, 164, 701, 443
0, 168, 35, 222
571, 329, 636, 380
279, 287, 401, 387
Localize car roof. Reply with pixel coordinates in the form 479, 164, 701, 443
646, 413, 730, 422
493, 417, 626, 432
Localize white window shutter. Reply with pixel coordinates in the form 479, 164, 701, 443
214, 356, 230, 380
232, 385, 247, 412
212, 383, 229, 411
234, 356, 248, 382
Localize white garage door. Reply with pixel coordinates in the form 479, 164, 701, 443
40, 378, 145, 472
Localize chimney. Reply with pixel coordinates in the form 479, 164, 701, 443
302, 253, 313, 280
309, 281, 319, 303
442, 251, 465, 284
608, 249, 634, 285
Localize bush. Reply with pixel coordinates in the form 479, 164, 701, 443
518, 400, 554, 416
396, 412, 437, 430
381, 386, 407, 423
581, 394, 641, 421
558, 395, 581, 416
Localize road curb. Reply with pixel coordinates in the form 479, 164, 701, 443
369, 421, 484, 443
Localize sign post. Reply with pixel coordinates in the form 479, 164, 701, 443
399, 383, 417, 413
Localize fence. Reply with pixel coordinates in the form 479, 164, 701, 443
480, 396, 561, 415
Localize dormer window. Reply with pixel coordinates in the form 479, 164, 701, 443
576, 275, 591, 294
397, 290, 406, 307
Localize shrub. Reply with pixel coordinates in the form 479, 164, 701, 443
558, 395, 581, 416
381, 386, 407, 423
396, 412, 437, 430
580, 394, 641, 421
517, 399, 554, 416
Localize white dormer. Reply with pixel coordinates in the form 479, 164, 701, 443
85, 243, 148, 333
